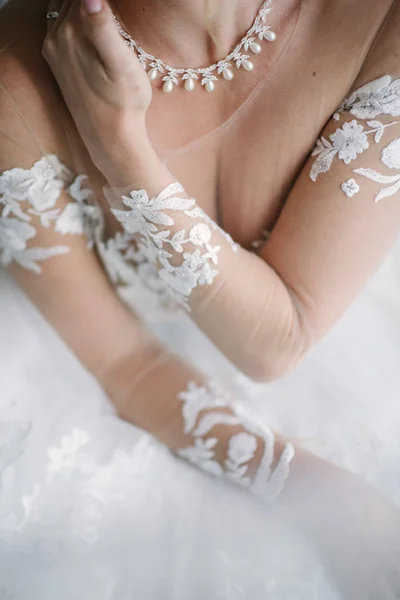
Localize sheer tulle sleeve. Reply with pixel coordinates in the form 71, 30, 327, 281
0, 76, 294, 502
0, 80, 151, 377
105, 59, 400, 381
2, 24, 400, 598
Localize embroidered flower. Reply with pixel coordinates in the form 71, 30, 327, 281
110, 182, 232, 310
341, 178, 360, 198
182, 248, 205, 271
341, 75, 400, 120
178, 438, 223, 476
0, 217, 68, 273
178, 380, 231, 434
159, 263, 198, 297
227, 433, 258, 466
0, 157, 98, 272
330, 120, 369, 164
0, 156, 71, 211
310, 77, 400, 198
189, 223, 212, 245
196, 262, 219, 286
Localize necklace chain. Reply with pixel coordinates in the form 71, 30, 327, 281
112, 0, 276, 93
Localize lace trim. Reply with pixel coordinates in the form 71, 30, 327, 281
310, 75, 400, 202
0, 155, 101, 273
108, 182, 239, 311
176, 379, 294, 502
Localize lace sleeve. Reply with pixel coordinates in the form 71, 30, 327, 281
108, 351, 294, 502
0, 154, 100, 273
0, 77, 152, 378
0, 76, 294, 501
104, 69, 400, 381
0, 158, 294, 502
0, 149, 294, 501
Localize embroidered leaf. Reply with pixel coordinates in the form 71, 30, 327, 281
193, 413, 241, 437
171, 229, 186, 252
311, 139, 327, 157
375, 178, 400, 202
353, 168, 400, 184
309, 150, 336, 182
321, 136, 332, 149
381, 137, 400, 170
15, 246, 69, 274
30, 208, 61, 229
367, 120, 384, 143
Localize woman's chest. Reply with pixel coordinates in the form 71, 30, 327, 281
74, 0, 392, 249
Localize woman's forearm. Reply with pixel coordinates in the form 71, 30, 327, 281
102, 339, 294, 502
100, 141, 308, 382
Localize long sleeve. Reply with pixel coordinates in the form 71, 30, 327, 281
0, 78, 293, 503
3, 54, 400, 598
104, 21, 400, 381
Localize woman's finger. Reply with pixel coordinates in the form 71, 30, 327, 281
46, 0, 63, 35
80, 0, 136, 73
48, 0, 76, 36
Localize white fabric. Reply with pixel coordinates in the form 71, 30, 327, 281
1, 5, 400, 595
1, 232, 400, 598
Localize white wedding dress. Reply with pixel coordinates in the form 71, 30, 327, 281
1, 197, 400, 599
1, 5, 400, 594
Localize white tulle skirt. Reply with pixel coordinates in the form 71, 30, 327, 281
1, 240, 400, 599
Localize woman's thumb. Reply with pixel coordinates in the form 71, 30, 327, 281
81, 0, 104, 15
80, 0, 131, 71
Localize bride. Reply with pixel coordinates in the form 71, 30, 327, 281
1, 0, 400, 597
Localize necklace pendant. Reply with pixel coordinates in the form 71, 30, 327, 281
250, 41, 262, 54
205, 80, 216, 93
113, 0, 276, 96
222, 67, 234, 81
242, 60, 255, 72
184, 78, 196, 92
148, 68, 159, 81
264, 30, 276, 42
163, 80, 175, 93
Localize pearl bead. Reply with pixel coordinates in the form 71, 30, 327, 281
242, 60, 254, 72
222, 68, 234, 81
148, 68, 158, 81
205, 80, 215, 92
250, 41, 262, 54
163, 80, 174, 93
184, 78, 195, 92
264, 30, 277, 42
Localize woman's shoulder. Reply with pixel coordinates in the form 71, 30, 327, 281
0, 0, 73, 169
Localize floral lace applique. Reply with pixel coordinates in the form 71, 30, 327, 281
12, 427, 154, 544
97, 229, 185, 318
176, 379, 294, 502
0, 155, 100, 272
310, 75, 400, 202
108, 182, 239, 311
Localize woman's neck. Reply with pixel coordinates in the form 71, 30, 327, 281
111, 0, 265, 65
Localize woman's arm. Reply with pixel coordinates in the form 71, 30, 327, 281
2, 72, 400, 597
0, 71, 292, 501
45, 0, 400, 382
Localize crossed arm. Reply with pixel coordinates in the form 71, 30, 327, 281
1, 0, 400, 500
103, 70, 400, 381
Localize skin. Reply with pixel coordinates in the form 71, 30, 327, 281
1, 4, 400, 595
40, 0, 394, 241
1, 0, 395, 243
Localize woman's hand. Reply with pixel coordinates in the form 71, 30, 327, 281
43, 0, 153, 171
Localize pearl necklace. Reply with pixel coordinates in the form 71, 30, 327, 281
112, 0, 276, 94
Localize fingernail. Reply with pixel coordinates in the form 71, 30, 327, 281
82, 0, 103, 14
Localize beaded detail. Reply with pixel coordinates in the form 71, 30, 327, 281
113, 0, 277, 94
